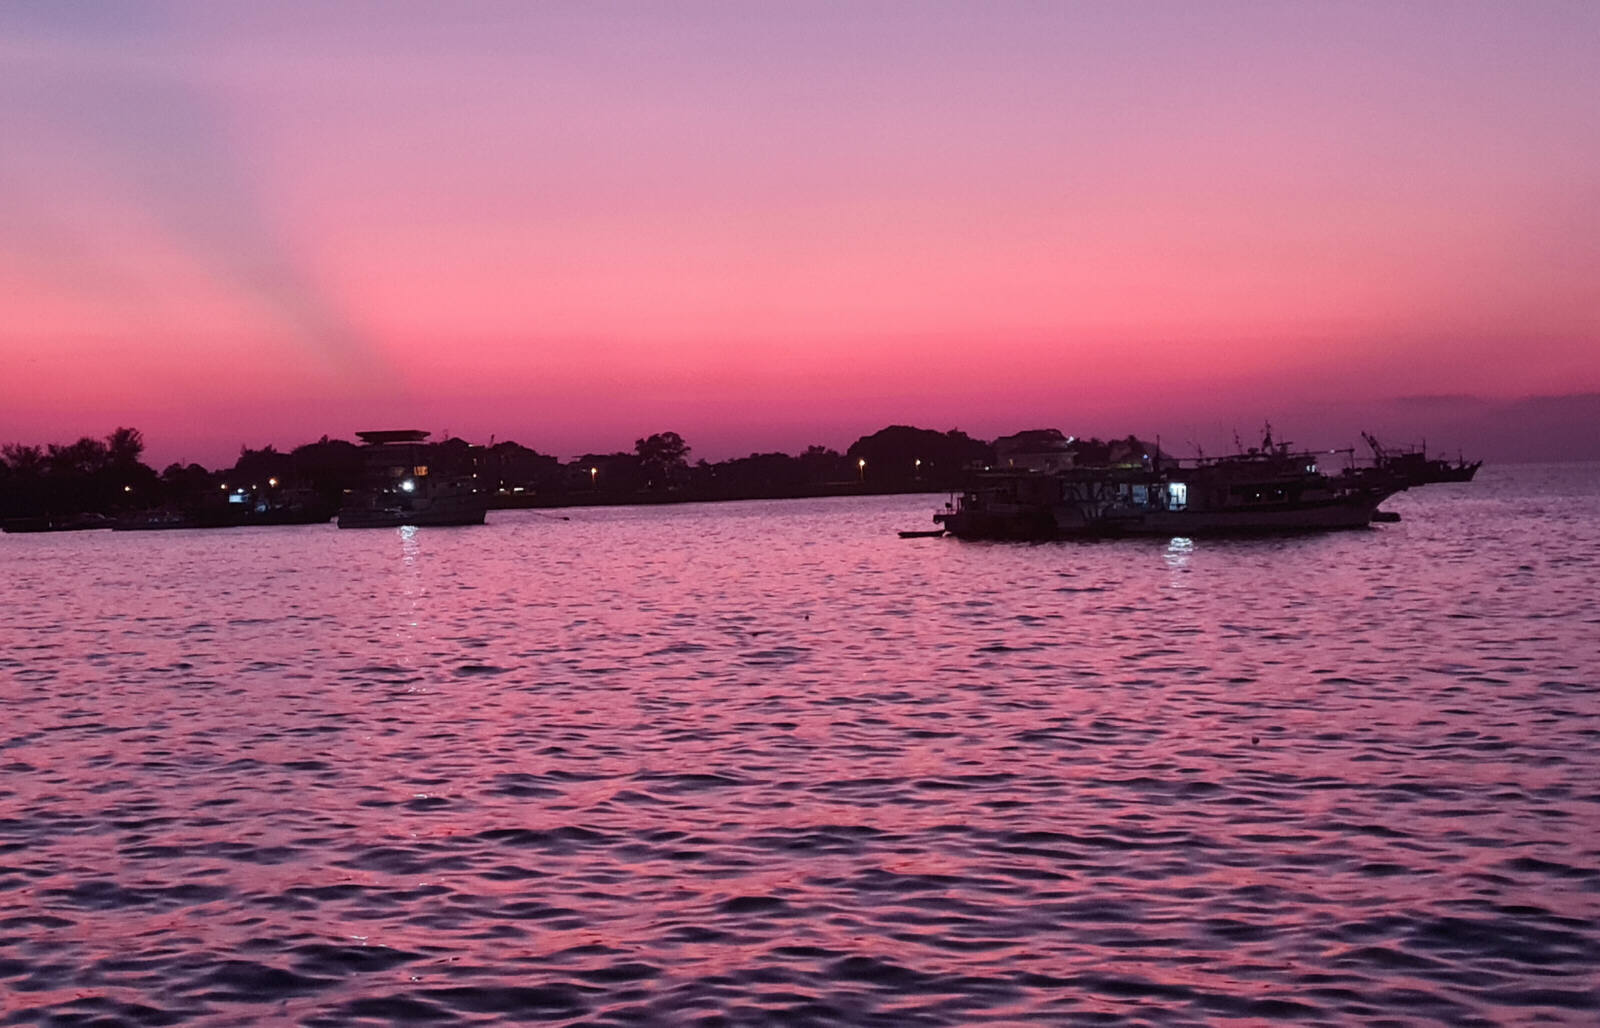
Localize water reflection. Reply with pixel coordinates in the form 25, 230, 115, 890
393, 523, 425, 672
1164, 534, 1194, 575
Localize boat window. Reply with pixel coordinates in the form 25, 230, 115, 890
414, 465, 429, 477
1167, 482, 1188, 510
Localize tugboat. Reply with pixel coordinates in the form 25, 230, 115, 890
337, 430, 489, 528
934, 432, 1401, 540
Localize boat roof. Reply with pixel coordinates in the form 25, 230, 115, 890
355, 429, 430, 445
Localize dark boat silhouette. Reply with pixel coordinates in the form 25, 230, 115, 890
337, 430, 488, 528
1359, 432, 1481, 486
935, 433, 1402, 540
2, 513, 115, 534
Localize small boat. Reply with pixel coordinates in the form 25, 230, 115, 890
898, 529, 946, 539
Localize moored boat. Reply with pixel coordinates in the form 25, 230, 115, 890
1359, 432, 1482, 486
2, 512, 114, 534
113, 510, 199, 531
337, 430, 489, 529
935, 435, 1400, 540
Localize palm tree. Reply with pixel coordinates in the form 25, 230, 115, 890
106, 427, 145, 468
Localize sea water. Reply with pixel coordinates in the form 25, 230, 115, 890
2, 464, 1597, 1024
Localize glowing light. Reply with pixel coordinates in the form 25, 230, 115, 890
400, 479, 416, 492
268, 477, 278, 487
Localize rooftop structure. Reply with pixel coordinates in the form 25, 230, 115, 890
355, 429, 430, 445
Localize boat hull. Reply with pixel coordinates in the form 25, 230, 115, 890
1104, 495, 1383, 536
336, 502, 487, 529
938, 493, 1387, 540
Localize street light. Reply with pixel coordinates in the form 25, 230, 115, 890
857, 458, 866, 482
589, 466, 598, 488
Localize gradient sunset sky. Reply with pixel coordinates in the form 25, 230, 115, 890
3, 1, 1596, 465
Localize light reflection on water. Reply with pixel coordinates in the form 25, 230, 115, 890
1, 464, 1598, 1024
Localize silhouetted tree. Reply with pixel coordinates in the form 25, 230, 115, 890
231, 444, 292, 487
635, 431, 690, 488
2, 443, 45, 477
106, 427, 145, 469
281, 436, 363, 505
845, 425, 991, 489
570, 452, 644, 495
48, 437, 110, 478
487, 441, 563, 494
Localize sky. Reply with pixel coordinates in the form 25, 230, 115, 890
2, 1, 1597, 466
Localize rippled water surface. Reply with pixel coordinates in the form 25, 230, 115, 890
3, 463, 1598, 1025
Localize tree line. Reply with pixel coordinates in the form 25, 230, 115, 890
1, 424, 1148, 520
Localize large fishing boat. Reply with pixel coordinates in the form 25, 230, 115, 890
934, 434, 1401, 540
337, 430, 488, 528
1359, 432, 1482, 486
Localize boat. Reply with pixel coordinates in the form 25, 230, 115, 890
934, 433, 1401, 540
336, 430, 489, 529
2, 512, 114, 534
218, 483, 336, 527
111, 486, 334, 531
113, 510, 199, 531
1359, 432, 1481, 486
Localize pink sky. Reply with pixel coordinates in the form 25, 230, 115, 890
2, 2, 1596, 466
